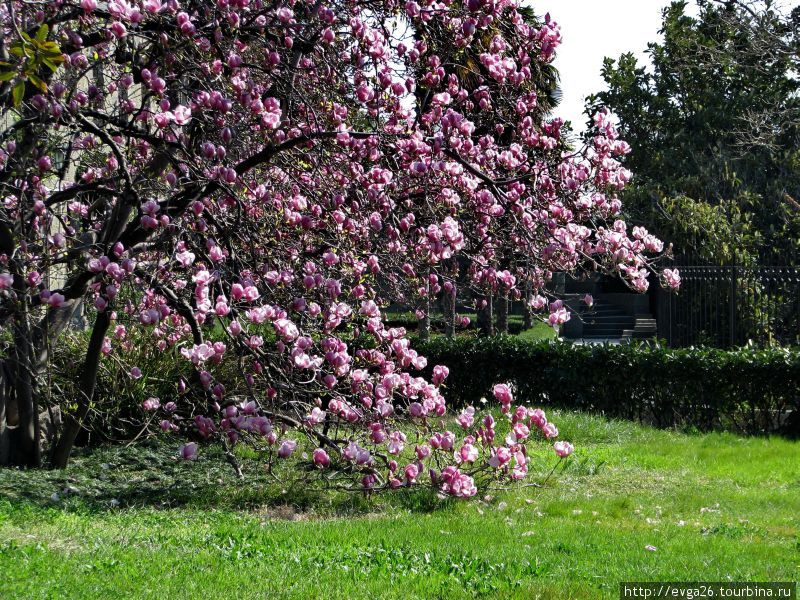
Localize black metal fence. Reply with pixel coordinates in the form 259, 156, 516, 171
655, 256, 800, 347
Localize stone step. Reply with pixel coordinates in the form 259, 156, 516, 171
584, 328, 631, 335
582, 315, 635, 323
579, 311, 633, 320
624, 329, 658, 339
563, 293, 658, 342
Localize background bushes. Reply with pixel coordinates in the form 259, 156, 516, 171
52, 329, 800, 444
417, 337, 800, 435
50, 328, 245, 445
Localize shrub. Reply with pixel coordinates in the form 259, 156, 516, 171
417, 337, 800, 434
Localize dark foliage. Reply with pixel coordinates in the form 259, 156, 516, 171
418, 337, 800, 435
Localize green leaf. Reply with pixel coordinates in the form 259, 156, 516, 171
42, 58, 61, 72
0, 71, 15, 82
11, 80, 24, 106
35, 24, 49, 42
42, 49, 65, 61
41, 42, 63, 55
28, 74, 47, 93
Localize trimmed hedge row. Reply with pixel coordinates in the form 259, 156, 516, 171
417, 337, 800, 435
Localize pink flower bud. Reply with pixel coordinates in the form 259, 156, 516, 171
312, 448, 330, 467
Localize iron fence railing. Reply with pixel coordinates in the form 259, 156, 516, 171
655, 256, 800, 347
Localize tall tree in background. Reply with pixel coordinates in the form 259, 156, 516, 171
587, 0, 800, 264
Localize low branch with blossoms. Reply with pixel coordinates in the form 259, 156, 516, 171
0, 0, 676, 475
174, 381, 574, 496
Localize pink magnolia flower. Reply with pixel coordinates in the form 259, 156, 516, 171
663, 268, 681, 290
457, 443, 479, 464
548, 307, 570, 329
432, 365, 449, 385
408, 402, 425, 418
176, 250, 195, 267
511, 422, 530, 441
529, 408, 547, 429
312, 448, 330, 467
456, 406, 475, 429
307, 407, 325, 425
46, 293, 66, 308
488, 446, 513, 468
173, 105, 192, 125
441, 468, 477, 498
179, 443, 198, 460
542, 422, 559, 439
278, 440, 297, 458
440, 430, 455, 451
274, 318, 299, 341
180, 343, 216, 364
243, 286, 260, 302
492, 383, 513, 405
415, 444, 431, 460
110, 21, 127, 38
369, 423, 386, 444
404, 463, 419, 482
26, 271, 42, 287
554, 441, 574, 458
511, 451, 528, 480
387, 430, 406, 455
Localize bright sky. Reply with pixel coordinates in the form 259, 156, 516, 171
528, 0, 700, 134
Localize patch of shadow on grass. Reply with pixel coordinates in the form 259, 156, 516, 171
0, 440, 461, 519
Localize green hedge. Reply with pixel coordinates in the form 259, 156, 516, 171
417, 337, 800, 435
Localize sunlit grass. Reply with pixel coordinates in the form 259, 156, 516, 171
0, 411, 798, 599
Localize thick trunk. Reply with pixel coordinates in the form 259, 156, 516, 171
50, 310, 111, 469
477, 295, 494, 337
12, 308, 41, 467
496, 294, 509, 335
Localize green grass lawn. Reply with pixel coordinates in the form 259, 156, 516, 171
0, 412, 798, 599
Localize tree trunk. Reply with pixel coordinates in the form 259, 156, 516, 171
477, 295, 494, 337
0, 362, 9, 466
50, 310, 111, 469
418, 271, 431, 341
523, 280, 533, 330
496, 294, 509, 335
417, 303, 430, 341
444, 282, 456, 338
11, 307, 41, 467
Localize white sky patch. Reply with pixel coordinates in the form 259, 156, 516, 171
527, 0, 700, 134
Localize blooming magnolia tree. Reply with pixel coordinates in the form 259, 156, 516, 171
0, 0, 675, 491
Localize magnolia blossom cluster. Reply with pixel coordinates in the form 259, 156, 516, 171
1, 0, 671, 477
170, 378, 574, 497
